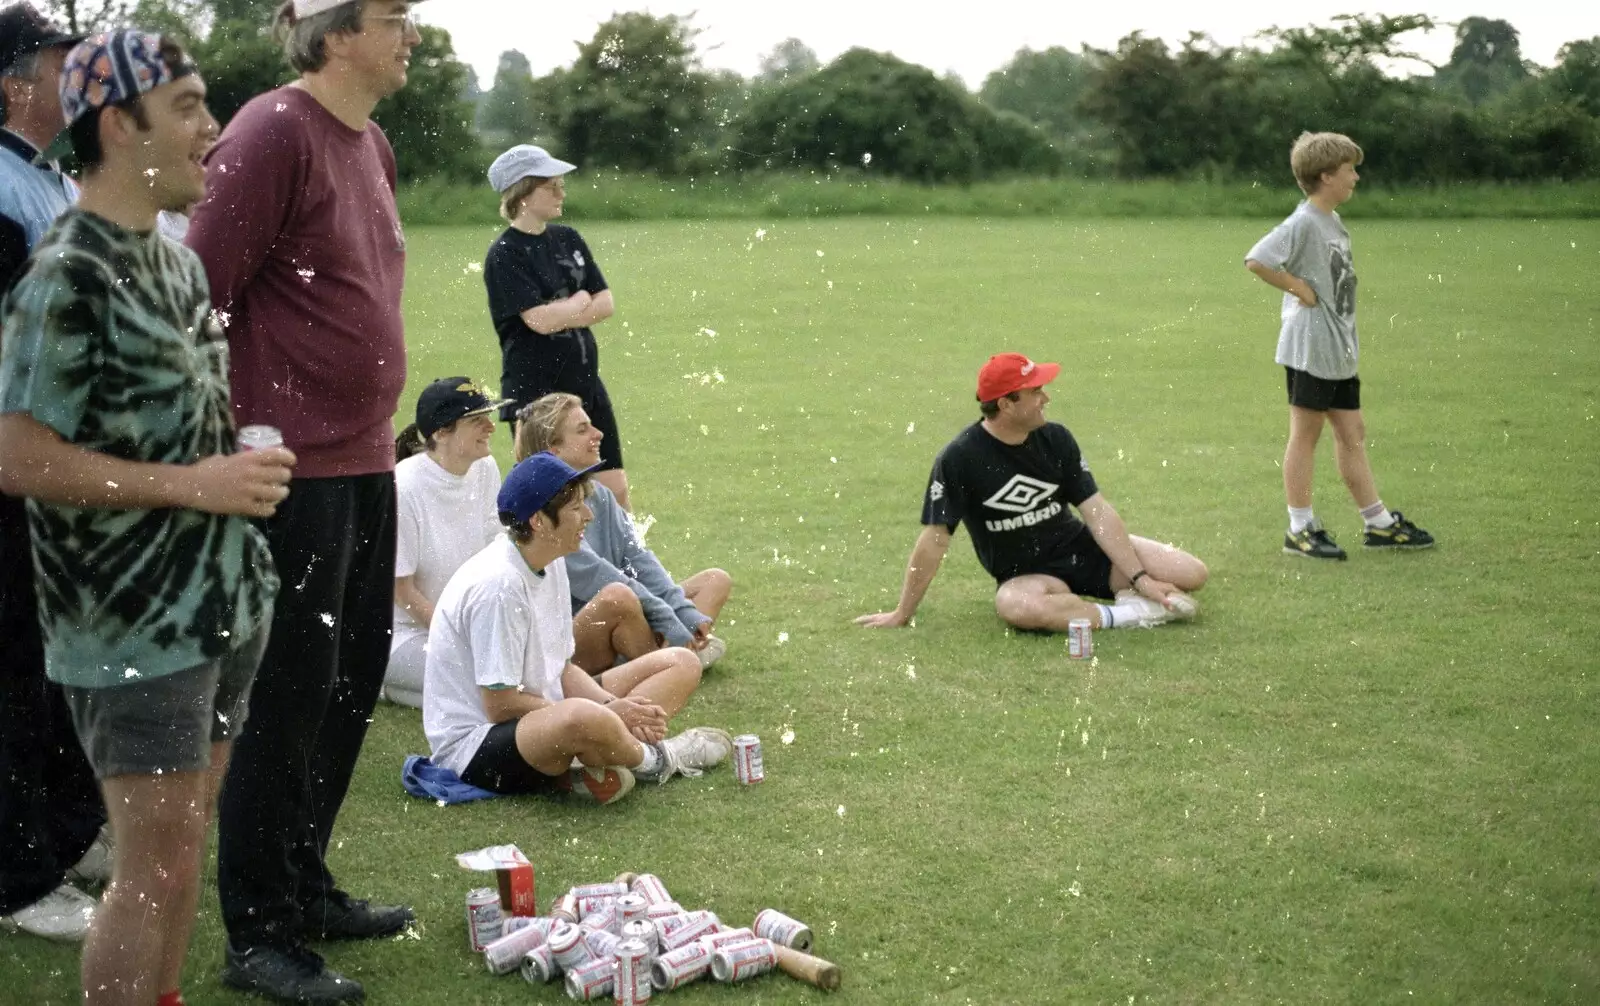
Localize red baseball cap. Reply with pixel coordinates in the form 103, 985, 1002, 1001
976, 353, 1060, 401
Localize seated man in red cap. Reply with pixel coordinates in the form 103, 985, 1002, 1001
856, 352, 1207, 633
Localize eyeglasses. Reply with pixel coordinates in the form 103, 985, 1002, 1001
366, 13, 418, 34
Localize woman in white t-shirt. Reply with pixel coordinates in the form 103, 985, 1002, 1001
383, 378, 512, 708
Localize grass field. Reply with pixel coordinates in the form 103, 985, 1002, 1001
6, 215, 1599, 1004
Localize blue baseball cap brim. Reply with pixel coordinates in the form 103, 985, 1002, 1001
497, 452, 597, 523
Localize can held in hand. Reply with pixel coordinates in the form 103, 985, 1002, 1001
237, 424, 283, 451
650, 942, 713, 991
466, 887, 502, 953
520, 943, 557, 984
614, 939, 652, 1004
1067, 618, 1093, 660
732, 734, 764, 784
753, 908, 813, 952
564, 957, 616, 1001
630, 874, 672, 906
710, 937, 778, 983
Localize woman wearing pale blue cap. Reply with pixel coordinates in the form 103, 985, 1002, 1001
482, 144, 632, 510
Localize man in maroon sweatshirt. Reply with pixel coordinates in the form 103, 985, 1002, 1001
185, 2, 420, 1001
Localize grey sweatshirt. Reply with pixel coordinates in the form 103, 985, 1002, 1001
566, 483, 709, 645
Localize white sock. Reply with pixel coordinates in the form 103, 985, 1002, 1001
1098, 601, 1148, 630
1288, 506, 1315, 533
634, 742, 663, 778
1360, 500, 1395, 529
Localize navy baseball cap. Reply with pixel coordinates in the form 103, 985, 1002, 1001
497, 452, 595, 523
0, 4, 83, 75
415, 376, 510, 439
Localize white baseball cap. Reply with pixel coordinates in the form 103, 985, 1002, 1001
292, 0, 428, 17
488, 144, 577, 193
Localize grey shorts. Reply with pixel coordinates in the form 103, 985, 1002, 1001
62, 629, 269, 780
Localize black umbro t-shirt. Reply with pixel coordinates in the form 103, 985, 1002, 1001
483, 224, 608, 411
921, 422, 1100, 583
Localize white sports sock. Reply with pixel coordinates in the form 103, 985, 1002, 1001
1098, 601, 1150, 630
634, 742, 663, 778
1360, 500, 1395, 529
1288, 506, 1315, 533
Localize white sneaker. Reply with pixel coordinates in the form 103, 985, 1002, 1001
1113, 591, 1174, 628
1, 884, 95, 941
696, 635, 727, 669
655, 727, 734, 782
65, 826, 114, 885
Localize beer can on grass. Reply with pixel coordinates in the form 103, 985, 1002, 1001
571, 882, 629, 901
615, 893, 648, 928
698, 927, 754, 953
551, 892, 579, 923
650, 942, 713, 991
520, 944, 558, 984
658, 910, 720, 951
621, 919, 658, 959
583, 927, 621, 960
466, 887, 503, 953
753, 908, 813, 952
580, 899, 618, 935
613, 939, 652, 1004
630, 874, 672, 906
643, 901, 683, 922
237, 424, 283, 451
732, 734, 764, 784
484, 918, 555, 975
548, 920, 593, 971
564, 957, 616, 1001
1067, 618, 1093, 660
710, 937, 778, 983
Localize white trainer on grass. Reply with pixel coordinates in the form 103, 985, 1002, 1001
696, 635, 727, 669
656, 727, 734, 781
65, 826, 113, 885
1, 883, 96, 941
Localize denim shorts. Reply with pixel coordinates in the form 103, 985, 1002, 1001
62, 629, 269, 780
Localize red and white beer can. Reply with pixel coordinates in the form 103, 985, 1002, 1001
710, 937, 778, 983
615, 893, 648, 928
698, 927, 754, 953
548, 920, 593, 971
630, 874, 672, 906
732, 734, 764, 784
1067, 618, 1093, 660
564, 957, 616, 1001
576, 894, 619, 920
658, 911, 720, 951
613, 939, 652, 1004
583, 926, 621, 961
643, 901, 683, 922
621, 919, 658, 960
650, 942, 713, 991
550, 892, 579, 923
753, 908, 813, 952
484, 917, 552, 975
581, 899, 618, 935
520, 943, 557, 984
466, 887, 502, 953
571, 882, 629, 900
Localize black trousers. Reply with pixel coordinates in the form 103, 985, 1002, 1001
216, 474, 396, 947
0, 492, 104, 915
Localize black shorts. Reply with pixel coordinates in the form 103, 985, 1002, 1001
459, 720, 564, 796
503, 377, 625, 473
1007, 532, 1116, 602
1285, 367, 1360, 411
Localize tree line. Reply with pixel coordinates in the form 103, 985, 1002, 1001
37, 3, 1600, 184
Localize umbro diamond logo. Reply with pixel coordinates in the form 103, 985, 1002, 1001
928, 480, 945, 502
982, 475, 1059, 514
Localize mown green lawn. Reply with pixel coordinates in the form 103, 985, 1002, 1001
7, 216, 1599, 1004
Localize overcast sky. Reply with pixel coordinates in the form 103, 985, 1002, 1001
417, 1, 1597, 89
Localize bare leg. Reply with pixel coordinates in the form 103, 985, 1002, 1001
1326, 408, 1380, 509
154, 742, 232, 995
512, 699, 646, 775
571, 583, 657, 672
995, 574, 1104, 631
1284, 406, 1326, 510
1107, 536, 1209, 594
593, 469, 630, 512
679, 568, 732, 621
596, 647, 702, 717
83, 767, 212, 1005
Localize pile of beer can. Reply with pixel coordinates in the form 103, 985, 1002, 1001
467, 872, 813, 1001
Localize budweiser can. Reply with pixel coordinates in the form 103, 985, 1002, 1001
502, 915, 537, 936
520, 944, 557, 984
571, 882, 629, 901
583, 926, 621, 961
484, 918, 553, 975
564, 957, 615, 1001
621, 919, 658, 959
630, 874, 672, 906
1067, 618, 1093, 660
710, 937, 778, 983
658, 911, 720, 951
548, 920, 592, 971
580, 899, 618, 934
237, 424, 283, 451
732, 734, 764, 784
650, 942, 713, 991
613, 939, 652, 1004
615, 893, 648, 928
698, 927, 754, 953
466, 887, 502, 953
643, 901, 683, 922
753, 908, 813, 952
551, 892, 579, 923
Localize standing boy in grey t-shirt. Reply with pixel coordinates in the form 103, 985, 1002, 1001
1245, 131, 1434, 560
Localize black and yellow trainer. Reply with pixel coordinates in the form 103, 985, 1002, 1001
1283, 523, 1348, 560
1363, 511, 1435, 550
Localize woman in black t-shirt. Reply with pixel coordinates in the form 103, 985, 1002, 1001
483, 144, 630, 508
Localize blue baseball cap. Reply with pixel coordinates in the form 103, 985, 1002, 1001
497, 452, 595, 523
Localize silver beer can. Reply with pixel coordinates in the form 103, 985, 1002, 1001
657, 910, 720, 951
1067, 618, 1093, 660
564, 957, 616, 1001
733, 734, 764, 784
465, 887, 502, 953
580, 899, 618, 935
571, 882, 629, 901
630, 874, 672, 906
615, 893, 648, 928
237, 424, 283, 451
621, 919, 658, 960
484, 918, 553, 975
710, 937, 778, 983
550, 892, 579, 923
613, 939, 652, 1004
583, 926, 621, 961
650, 942, 713, 991
698, 927, 754, 954
753, 908, 813, 952
548, 919, 593, 972
520, 943, 557, 984
643, 901, 683, 922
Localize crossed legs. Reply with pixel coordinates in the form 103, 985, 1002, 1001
994, 536, 1208, 632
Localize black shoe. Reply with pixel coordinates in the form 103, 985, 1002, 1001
300, 890, 414, 941
221, 942, 365, 1004
1363, 511, 1435, 550
1283, 523, 1347, 560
